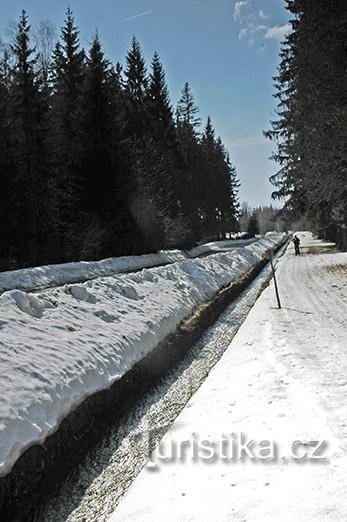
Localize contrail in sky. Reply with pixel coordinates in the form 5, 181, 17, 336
121, 10, 153, 22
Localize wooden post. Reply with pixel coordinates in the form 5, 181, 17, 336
270, 252, 282, 309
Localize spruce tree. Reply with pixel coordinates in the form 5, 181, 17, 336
82, 35, 112, 212
50, 8, 85, 260
0, 8, 243, 265
214, 136, 240, 238
147, 52, 174, 141
78, 34, 114, 257
146, 52, 182, 224
176, 82, 202, 237
176, 81, 201, 130
247, 212, 259, 238
123, 40, 181, 251
199, 117, 218, 236
0, 43, 13, 268
227, 153, 240, 232
124, 37, 148, 139
266, 0, 347, 236
9, 11, 47, 266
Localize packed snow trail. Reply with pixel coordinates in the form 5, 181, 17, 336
110, 232, 347, 522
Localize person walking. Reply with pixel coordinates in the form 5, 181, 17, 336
292, 235, 301, 255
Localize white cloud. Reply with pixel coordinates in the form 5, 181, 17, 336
238, 27, 248, 40
234, 2, 291, 48
265, 23, 292, 41
258, 9, 269, 20
233, 1, 249, 21
238, 23, 266, 43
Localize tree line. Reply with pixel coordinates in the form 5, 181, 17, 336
239, 204, 285, 236
265, 0, 346, 237
0, 9, 240, 270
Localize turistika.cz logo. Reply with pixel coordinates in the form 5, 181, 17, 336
135, 427, 329, 469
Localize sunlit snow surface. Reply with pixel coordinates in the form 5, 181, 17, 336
111, 232, 347, 522
0, 251, 186, 292
0, 235, 284, 476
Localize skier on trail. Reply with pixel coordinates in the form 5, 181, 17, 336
292, 235, 301, 255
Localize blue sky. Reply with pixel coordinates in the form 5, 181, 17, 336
0, 0, 291, 207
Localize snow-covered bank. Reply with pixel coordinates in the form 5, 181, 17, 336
111, 232, 347, 522
0, 234, 285, 478
0, 238, 258, 294
188, 238, 256, 257
0, 251, 186, 293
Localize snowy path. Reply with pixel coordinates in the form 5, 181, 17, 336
110, 232, 347, 522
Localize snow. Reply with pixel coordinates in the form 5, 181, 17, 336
110, 232, 347, 522
0, 251, 186, 293
0, 238, 261, 294
188, 238, 256, 257
0, 234, 285, 478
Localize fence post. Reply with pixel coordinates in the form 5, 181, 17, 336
270, 250, 282, 309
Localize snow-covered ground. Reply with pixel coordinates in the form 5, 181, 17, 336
38, 245, 284, 522
110, 232, 347, 522
188, 238, 256, 257
0, 234, 284, 477
0, 251, 186, 293
0, 238, 256, 294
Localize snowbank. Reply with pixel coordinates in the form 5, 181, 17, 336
188, 238, 256, 257
0, 234, 285, 477
0, 236, 263, 294
0, 251, 186, 293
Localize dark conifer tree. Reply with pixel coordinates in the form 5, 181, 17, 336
78, 34, 114, 257
266, 0, 347, 236
147, 53, 174, 141
247, 212, 259, 238
108, 61, 125, 135
9, 11, 48, 266
176, 81, 201, 130
176, 82, 202, 236
82, 34, 112, 213
124, 37, 148, 139
226, 152, 240, 232
0, 10, 241, 267
146, 53, 175, 213
212, 134, 240, 239
215, 137, 240, 237
200, 117, 218, 235
50, 8, 85, 260
146, 52, 183, 224
0, 43, 13, 268
123, 40, 178, 251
